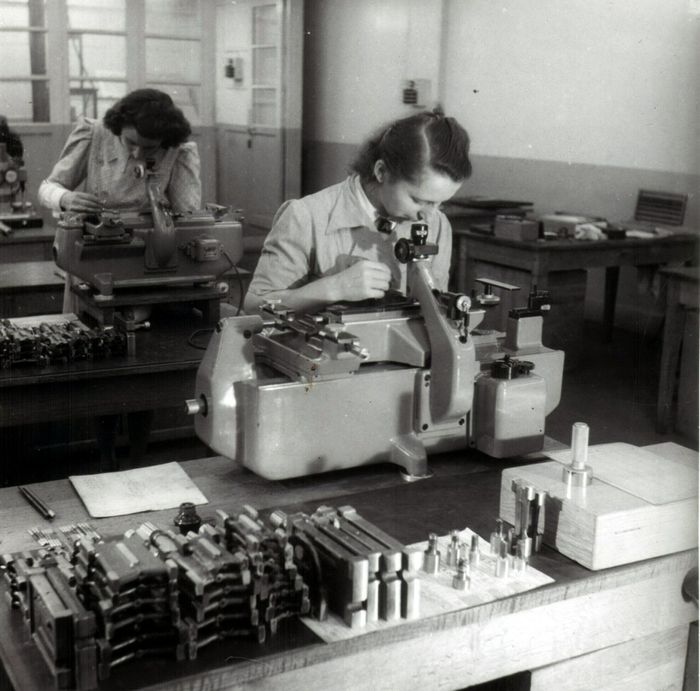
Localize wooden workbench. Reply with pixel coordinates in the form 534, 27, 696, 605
0, 225, 54, 263
0, 443, 696, 690
450, 228, 698, 363
0, 308, 209, 429
0, 260, 64, 317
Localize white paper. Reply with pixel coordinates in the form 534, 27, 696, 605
69, 461, 208, 518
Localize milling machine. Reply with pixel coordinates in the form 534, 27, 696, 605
187, 223, 564, 480
53, 161, 243, 326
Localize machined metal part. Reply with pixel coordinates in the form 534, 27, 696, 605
469, 534, 481, 569
495, 541, 510, 579
423, 533, 441, 575
446, 530, 460, 567
452, 558, 471, 591
563, 422, 594, 488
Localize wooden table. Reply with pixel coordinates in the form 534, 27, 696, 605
657, 266, 699, 440
0, 225, 54, 262
450, 228, 698, 363
0, 443, 696, 690
0, 260, 64, 317
0, 308, 209, 429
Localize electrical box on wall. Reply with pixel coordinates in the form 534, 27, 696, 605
402, 79, 431, 108
224, 56, 244, 88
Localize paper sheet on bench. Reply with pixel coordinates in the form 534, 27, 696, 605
70, 462, 208, 518
546, 442, 697, 504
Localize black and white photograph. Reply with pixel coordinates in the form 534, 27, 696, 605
0, 1, 697, 689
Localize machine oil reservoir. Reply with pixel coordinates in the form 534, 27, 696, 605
473, 356, 546, 458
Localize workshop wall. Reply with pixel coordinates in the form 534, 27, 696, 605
302, 0, 699, 332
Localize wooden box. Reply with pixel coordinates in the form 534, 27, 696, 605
499, 442, 698, 570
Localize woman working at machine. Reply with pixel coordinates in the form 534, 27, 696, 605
244, 110, 472, 314
38, 88, 202, 468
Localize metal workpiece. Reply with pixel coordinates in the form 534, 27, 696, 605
532, 490, 547, 551
452, 558, 471, 591
495, 541, 510, 579
469, 534, 481, 569
446, 530, 460, 566
563, 422, 594, 488
423, 533, 441, 574
490, 518, 505, 555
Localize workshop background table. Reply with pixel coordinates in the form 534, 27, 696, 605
0, 260, 64, 317
657, 266, 699, 442
0, 443, 696, 690
0, 225, 54, 262
451, 228, 698, 365
0, 309, 214, 480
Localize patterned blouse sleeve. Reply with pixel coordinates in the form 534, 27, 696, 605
168, 141, 202, 213
37, 118, 94, 211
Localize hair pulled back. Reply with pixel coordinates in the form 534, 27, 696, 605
351, 110, 471, 183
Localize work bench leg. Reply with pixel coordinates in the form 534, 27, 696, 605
656, 280, 684, 433
603, 266, 620, 342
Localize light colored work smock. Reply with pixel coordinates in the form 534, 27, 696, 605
245, 175, 453, 310
37, 117, 202, 312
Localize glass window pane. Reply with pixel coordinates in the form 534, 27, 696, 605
252, 4, 278, 45
68, 34, 126, 80
0, 81, 49, 121
67, 0, 125, 32
252, 88, 276, 126
145, 0, 201, 38
70, 80, 126, 121
0, 32, 32, 75
146, 38, 200, 83
252, 46, 276, 85
147, 83, 201, 126
0, 0, 30, 24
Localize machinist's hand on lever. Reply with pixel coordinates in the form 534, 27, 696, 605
329, 260, 391, 302
60, 191, 102, 213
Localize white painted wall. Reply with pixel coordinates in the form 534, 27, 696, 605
304, 0, 445, 143
443, 0, 700, 175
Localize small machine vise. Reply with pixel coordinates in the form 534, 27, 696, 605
187, 223, 564, 480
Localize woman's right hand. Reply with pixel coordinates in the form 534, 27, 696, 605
60, 191, 102, 213
329, 259, 391, 302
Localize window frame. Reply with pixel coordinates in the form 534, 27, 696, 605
0, 0, 214, 127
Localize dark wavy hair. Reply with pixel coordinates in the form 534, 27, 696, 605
0, 115, 24, 160
103, 89, 191, 149
351, 110, 472, 184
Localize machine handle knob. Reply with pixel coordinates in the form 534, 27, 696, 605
185, 397, 207, 416
682, 567, 698, 606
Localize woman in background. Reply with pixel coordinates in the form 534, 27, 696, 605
38, 88, 202, 470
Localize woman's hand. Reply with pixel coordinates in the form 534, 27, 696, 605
329, 260, 391, 302
60, 191, 102, 213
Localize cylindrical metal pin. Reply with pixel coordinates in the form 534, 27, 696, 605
571, 422, 589, 470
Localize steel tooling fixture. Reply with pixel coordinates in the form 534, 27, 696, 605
188, 223, 564, 480
0, 319, 127, 369
270, 505, 422, 628
2, 504, 413, 689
